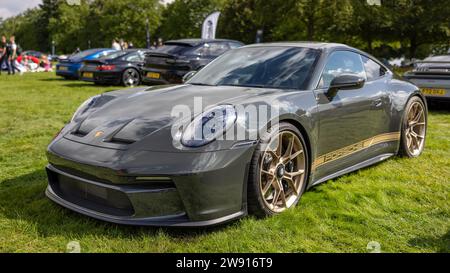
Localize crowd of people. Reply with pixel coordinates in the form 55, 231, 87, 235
0, 35, 52, 75
111, 38, 164, 50
111, 38, 135, 50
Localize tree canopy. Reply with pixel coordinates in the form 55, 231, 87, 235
0, 0, 448, 59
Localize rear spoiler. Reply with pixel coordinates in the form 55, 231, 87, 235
404, 60, 450, 79
144, 52, 176, 58
83, 59, 107, 65
414, 60, 450, 64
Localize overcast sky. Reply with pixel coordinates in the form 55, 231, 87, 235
0, 0, 175, 19
0, 0, 41, 19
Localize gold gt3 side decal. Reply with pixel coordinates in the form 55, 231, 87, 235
312, 132, 400, 171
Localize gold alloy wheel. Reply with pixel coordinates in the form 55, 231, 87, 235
405, 101, 426, 156
259, 131, 306, 213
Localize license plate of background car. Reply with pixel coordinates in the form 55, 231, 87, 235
147, 72, 160, 79
83, 72, 94, 78
421, 88, 447, 96
59, 66, 68, 71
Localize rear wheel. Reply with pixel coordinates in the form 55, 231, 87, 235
122, 68, 140, 87
248, 122, 309, 217
399, 96, 427, 157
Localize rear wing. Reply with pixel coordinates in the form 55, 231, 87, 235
404, 60, 450, 79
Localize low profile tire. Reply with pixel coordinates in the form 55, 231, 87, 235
399, 96, 427, 158
247, 122, 309, 217
122, 68, 140, 87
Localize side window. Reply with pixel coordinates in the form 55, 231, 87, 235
191, 44, 209, 56
318, 51, 366, 88
228, 42, 242, 49
207, 42, 230, 56
362, 56, 386, 81
124, 53, 141, 62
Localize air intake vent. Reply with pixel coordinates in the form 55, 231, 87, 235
109, 137, 136, 145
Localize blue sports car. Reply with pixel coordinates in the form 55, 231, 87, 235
56, 48, 117, 79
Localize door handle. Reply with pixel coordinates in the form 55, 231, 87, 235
372, 99, 383, 108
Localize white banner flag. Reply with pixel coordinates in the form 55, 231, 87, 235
201, 11, 221, 40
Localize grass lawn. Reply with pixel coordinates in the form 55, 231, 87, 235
0, 72, 448, 253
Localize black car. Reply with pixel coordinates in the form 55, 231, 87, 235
79, 49, 150, 86
141, 39, 244, 85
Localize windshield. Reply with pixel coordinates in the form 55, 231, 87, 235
188, 46, 320, 90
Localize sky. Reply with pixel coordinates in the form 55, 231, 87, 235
0, 0, 175, 19
0, 0, 41, 19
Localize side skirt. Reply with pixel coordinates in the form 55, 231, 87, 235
308, 153, 395, 189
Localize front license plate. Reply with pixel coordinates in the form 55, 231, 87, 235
59, 66, 68, 71
147, 72, 160, 79
83, 72, 94, 78
421, 88, 446, 96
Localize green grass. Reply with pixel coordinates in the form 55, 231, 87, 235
0, 72, 449, 253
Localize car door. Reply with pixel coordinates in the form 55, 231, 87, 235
312, 50, 390, 180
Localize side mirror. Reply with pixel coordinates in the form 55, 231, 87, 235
330, 74, 365, 90
327, 74, 365, 98
182, 71, 197, 83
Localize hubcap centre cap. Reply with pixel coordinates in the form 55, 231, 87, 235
276, 164, 285, 179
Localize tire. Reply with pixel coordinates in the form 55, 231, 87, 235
398, 96, 427, 158
247, 122, 309, 217
122, 68, 140, 87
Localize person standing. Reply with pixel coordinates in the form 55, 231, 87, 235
6, 36, 18, 75
112, 39, 121, 50
0, 36, 7, 75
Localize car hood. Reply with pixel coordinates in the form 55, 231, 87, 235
64, 84, 286, 151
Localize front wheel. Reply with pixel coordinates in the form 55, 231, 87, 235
399, 96, 427, 158
122, 68, 140, 87
247, 122, 309, 217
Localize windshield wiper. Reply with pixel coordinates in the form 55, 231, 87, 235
219, 84, 267, 88
189, 82, 216, 86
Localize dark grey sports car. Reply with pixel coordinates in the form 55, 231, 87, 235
46, 42, 427, 226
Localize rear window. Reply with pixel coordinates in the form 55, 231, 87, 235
71, 49, 104, 59
156, 43, 192, 55
98, 51, 127, 60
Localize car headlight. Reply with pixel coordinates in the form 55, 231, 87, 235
71, 95, 101, 122
181, 105, 237, 147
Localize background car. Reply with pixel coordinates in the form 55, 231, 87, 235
45, 43, 427, 227
79, 49, 151, 86
55, 48, 117, 80
403, 55, 450, 102
21, 50, 46, 59
141, 38, 244, 85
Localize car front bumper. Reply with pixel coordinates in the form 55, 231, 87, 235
46, 137, 255, 226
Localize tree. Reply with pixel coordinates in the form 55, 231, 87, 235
388, 0, 450, 58
48, 1, 91, 53
158, 0, 223, 41
218, 0, 297, 44
347, 0, 392, 53
95, 0, 163, 48
37, 0, 60, 51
